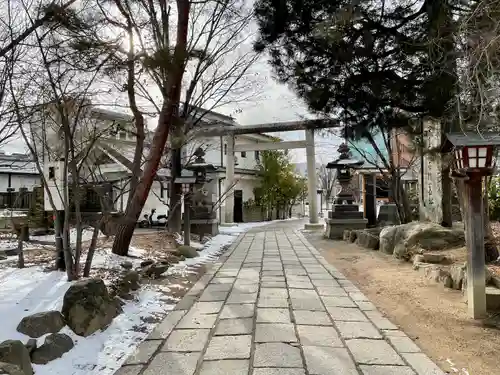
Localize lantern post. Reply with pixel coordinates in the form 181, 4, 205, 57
446, 132, 500, 319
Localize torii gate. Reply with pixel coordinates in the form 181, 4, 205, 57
194, 119, 339, 230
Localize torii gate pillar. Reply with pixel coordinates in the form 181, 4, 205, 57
304, 129, 323, 230
224, 135, 235, 224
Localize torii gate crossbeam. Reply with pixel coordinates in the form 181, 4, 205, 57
195, 119, 340, 230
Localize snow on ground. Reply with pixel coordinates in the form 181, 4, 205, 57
31, 228, 105, 244
0, 220, 267, 375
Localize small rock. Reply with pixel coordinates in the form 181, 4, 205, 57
0, 340, 33, 375
62, 278, 122, 337
486, 287, 500, 311
122, 270, 140, 291
424, 266, 452, 285
0, 362, 25, 375
348, 231, 357, 243
420, 253, 446, 264
17, 311, 65, 338
120, 261, 133, 270
24, 339, 37, 355
142, 263, 169, 278
177, 245, 199, 259
449, 263, 466, 290
31, 333, 74, 365
343, 230, 351, 242
140, 259, 154, 268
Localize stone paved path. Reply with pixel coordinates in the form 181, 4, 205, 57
117, 228, 445, 375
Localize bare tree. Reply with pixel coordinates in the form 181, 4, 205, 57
317, 165, 336, 211
454, 0, 500, 261
347, 125, 418, 224
6, 4, 117, 279
167, 0, 261, 233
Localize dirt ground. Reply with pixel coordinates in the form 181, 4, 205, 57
305, 234, 500, 375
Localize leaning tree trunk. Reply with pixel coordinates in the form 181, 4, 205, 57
111, 0, 191, 256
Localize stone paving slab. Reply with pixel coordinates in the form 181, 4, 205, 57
115, 229, 446, 375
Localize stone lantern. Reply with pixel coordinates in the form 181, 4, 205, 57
183, 147, 218, 241
324, 143, 367, 239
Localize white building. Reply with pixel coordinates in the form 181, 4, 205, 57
35, 102, 273, 223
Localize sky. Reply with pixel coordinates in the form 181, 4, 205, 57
2, 60, 342, 164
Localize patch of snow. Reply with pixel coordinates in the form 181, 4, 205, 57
91, 246, 146, 270
0, 217, 271, 375
0, 209, 27, 218
32, 228, 105, 244
0, 266, 172, 375
0, 238, 18, 250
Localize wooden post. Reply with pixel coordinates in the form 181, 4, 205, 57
363, 173, 377, 227
184, 192, 191, 246
464, 172, 487, 319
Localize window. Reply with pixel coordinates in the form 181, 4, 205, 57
224, 144, 227, 155
241, 151, 246, 158
48, 167, 55, 180
255, 151, 260, 161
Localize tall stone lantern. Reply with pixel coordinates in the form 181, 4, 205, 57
324, 143, 367, 239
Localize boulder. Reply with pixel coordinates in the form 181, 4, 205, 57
0, 362, 25, 375
24, 340, 37, 356
177, 245, 199, 259
142, 262, 169, 279
122, 270, 140, 291
379, 226, 397, 255
0, 340, 33, 375
450, 263, 466, 290
420, 253, 447, 264
120, 261, 133, 270
62, 278, 122, 337
140, 259, 154, 268
424, 266, 453, 288
379, 222, 464, 260
31, 333, 74, 365
413, 253, 447, 265
486, 287, 500, 311
16, 311, 65, 338
355, 231, 379, 250
348, 231, 357, 243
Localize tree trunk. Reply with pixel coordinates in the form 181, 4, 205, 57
168, 147, 182, 233
483, 177, 499, 262
111, 0, 191, 256
83, 223, 102, 277
441, 162, 453, 227
17, 234, 24, 268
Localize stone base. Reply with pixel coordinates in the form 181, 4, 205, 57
183, 219, 219, 236
219, 223, 237, 227
377, 204, 400, 225
325, 218, 368, 240
304, 222, 324, 231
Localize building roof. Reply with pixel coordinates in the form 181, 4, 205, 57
0, 153, 38, 175
445, 132, 500, 147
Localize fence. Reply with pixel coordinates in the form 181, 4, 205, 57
0, 184, 113, 212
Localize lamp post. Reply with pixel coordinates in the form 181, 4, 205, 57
183, 147, 215, 245
317, 188, 323, 217
182, 183, 191, 246
446, 132, 500, 319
